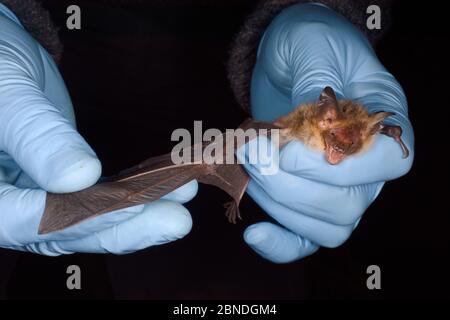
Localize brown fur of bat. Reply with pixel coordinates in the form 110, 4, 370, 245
38, 86, 409, 234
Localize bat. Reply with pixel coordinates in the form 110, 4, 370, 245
38, 86, 409, 234
274, 86, 409, 164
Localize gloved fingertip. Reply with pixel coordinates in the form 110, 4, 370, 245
142, 200, 193, 243
244, 222, 319, 263
45, 150, 102, 193
112, 201, 193, 252
243, 222, 275, 251
163, 180, 198, 204
159, 202, 193, 240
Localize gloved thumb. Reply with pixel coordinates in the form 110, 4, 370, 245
0, 97, 101, 193
244, 222, 319, 263
236, 135, 280, 177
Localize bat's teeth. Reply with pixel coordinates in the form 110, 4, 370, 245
333, 146, 344, 153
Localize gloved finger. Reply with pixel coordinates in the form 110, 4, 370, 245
0, 151, 36, 187
0, 158, 39, 189
162, 180, 198, 204
244, 222, 319, 263
59, 179, 197, 238
0, 182, 47, 247
236, 135, 280, 177
0, 92, 101, 193
239, 144, 383, 226
34, 200, 193, 255
246, 180, 354, 248
237, 136, 373, 225
279, 137, 413, 186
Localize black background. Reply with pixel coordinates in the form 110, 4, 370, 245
0, 0, 449, 299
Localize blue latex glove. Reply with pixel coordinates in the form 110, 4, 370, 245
239, 3, 414, 263
0, 4, 198, 255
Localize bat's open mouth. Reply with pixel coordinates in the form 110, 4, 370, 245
325, 144, 346, 165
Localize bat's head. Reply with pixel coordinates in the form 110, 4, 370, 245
316, 86, 394, 165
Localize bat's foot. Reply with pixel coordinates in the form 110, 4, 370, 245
223, 201, 242, 224
380, 125, 410, 158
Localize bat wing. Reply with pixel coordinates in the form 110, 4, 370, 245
38, 155, 205, 234
38, 119, 279, 234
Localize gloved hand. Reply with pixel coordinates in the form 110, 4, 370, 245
239, 3, 414, 263
0, 4, 197, 255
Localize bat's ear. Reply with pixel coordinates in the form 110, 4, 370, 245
367, 111, 395, 134
317, 86, 339, 129
318, 86, 338, 106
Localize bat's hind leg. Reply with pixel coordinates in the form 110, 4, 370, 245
223, 201, 242, 224
380, 125, 410, 158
